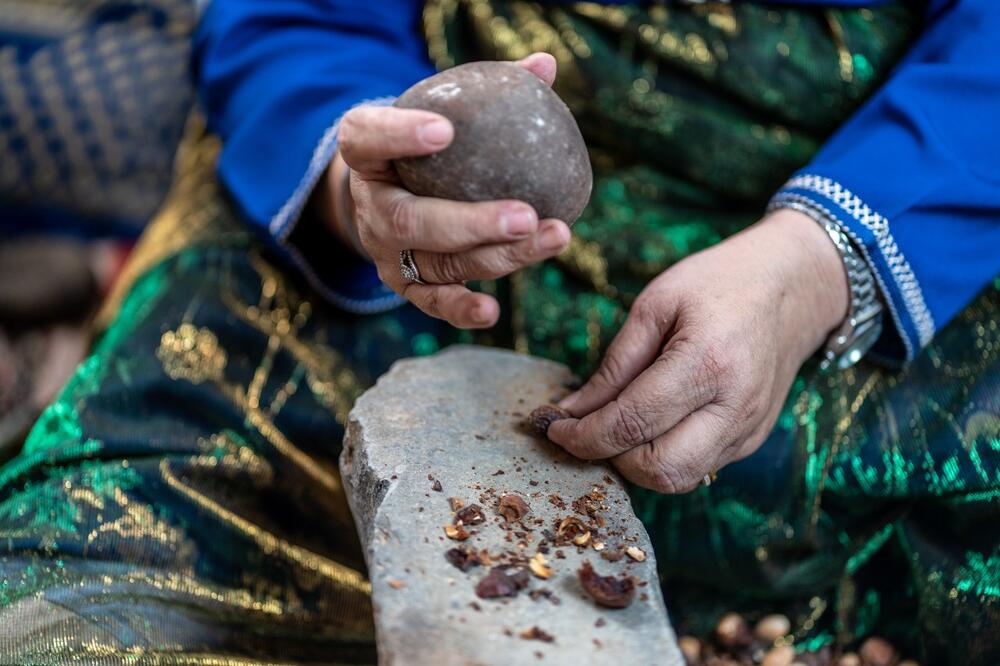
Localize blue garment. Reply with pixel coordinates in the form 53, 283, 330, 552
194, 0, 1000, 362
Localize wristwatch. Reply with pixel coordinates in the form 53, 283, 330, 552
768, 200, 884, 371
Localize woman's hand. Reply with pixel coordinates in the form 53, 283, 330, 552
547, 209, 850, 493
324, 53, 571, 329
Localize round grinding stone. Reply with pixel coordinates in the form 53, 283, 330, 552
394, 61, 593, 225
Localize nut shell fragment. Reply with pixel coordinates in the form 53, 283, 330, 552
475, 566, 531, 599
625, 546, 646, 562
445, 524, 470, 541
529, 552, 553, 579
498, 493, 530, 522
577, 561, 636, 609
455, 504, 486, 525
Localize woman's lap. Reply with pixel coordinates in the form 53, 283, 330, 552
1, 139, 998, 663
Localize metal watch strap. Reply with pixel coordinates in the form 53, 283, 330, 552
769, 200, 884, 370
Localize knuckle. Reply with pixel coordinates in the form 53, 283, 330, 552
648, 460, 692, 494
430, 253, 465, 284
630, 297, 661, 328
699, 340, 737, 388
609, 401, 653, 449
387, 196, 418, 240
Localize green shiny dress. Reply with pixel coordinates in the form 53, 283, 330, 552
1, 3, 998, 664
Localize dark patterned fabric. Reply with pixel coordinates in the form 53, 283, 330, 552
0, 3, 997, 665
0, 0, 195, 237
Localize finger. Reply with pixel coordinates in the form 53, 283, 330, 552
558, 300, 674, 416
366, 180, 539, 252
516, 52, 557, 87
611, 408, 732, 494
413, 219, 570, 283
547, 339, 715, 460
339, 106, 453, 178
402, 283, 500, 329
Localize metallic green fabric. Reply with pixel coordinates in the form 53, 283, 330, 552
1, 3, 997, 665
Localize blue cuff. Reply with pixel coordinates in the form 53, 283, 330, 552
272, 97, 405, 315
770, 174, 936, 363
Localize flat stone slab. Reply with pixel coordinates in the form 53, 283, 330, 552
341, 346, 682, 666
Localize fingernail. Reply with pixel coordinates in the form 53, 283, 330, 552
419, 119, 452, 147
501, 206, 537, 236
472, 303, 492, 325
558, 391, 579, 412
538, 223, 568, 251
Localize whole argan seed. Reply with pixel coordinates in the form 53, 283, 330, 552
715, 612, 752, 650
678, 636, 701, 663
859, 637, 897, 666
762, 645, 796, 666
395, 62, 593, 225
754, 614, 791, 642
529, 404, 572, 435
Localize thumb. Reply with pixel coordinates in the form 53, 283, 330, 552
559, 300, 672, 417
515, 52, 557, 87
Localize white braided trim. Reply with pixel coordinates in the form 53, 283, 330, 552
782, 174, 935, 348
269, 96, 397, 239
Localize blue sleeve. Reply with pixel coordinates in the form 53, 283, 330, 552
193, 0, 433, 313
770, 0, 1000, 364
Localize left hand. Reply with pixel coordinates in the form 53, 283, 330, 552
547, 209, 850, 493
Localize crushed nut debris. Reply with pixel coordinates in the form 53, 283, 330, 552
577, 561, 636, 609
498, 493, 530, 522
529, 552, 554, 579
625, 546, 646, 562
444, 524, 470, 541
520, 626, 555, 643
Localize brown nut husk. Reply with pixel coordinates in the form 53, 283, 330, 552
498, 493, 530, 522
529, 404, 573, 435
577, 561, 636, 609
475, 565, 530, 599
394, 62, 593, 225
455, 504, 486, 525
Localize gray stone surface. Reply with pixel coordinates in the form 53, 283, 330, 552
394, 62, 593, 225
341, 346, 682, 666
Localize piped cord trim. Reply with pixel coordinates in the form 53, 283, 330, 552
774, 174, 934, 352
269, 96, 396, 240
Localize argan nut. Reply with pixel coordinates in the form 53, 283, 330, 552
715, 612, 752, 650
625, 546, 647, 562
529, 404, 572, 435
838, 654, 861, 666
859, 637, 897, 666
394, 62, 593, 225
762, 645, 796, 666
678, 636, 701, 664
754, 614, 791, 642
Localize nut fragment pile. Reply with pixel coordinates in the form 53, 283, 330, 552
678, 613, 921, 666
433, 466, 648, 646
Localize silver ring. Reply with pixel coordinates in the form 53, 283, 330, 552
399, 249, 426, 285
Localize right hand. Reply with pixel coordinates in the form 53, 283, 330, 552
330, 53, 572, 329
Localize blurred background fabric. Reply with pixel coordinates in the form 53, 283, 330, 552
0, 0, 196, 458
